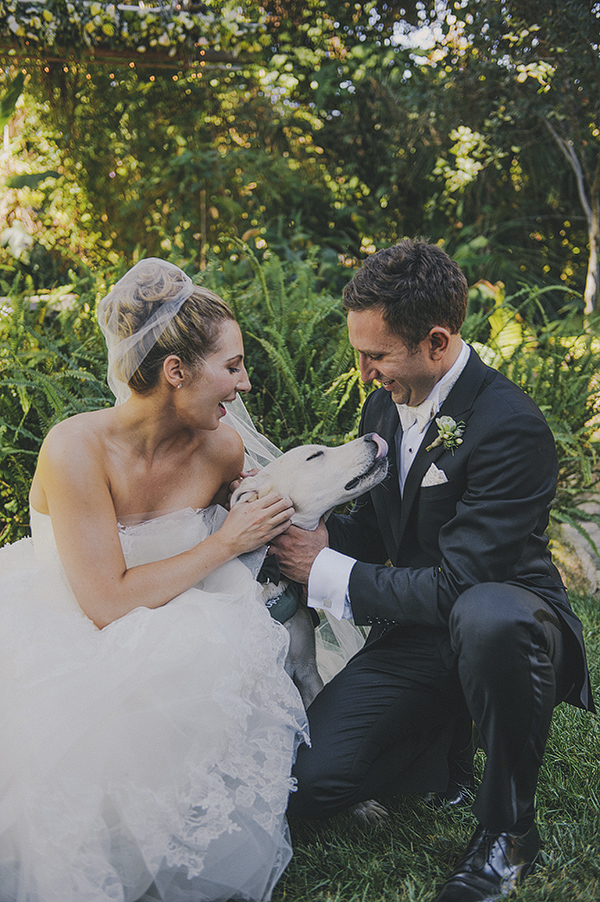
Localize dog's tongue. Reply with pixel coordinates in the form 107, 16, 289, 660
372, 433, 389, 460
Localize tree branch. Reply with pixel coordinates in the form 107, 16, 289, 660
544, 118, 594, 227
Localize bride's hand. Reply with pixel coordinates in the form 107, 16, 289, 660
220, 492, 295, 555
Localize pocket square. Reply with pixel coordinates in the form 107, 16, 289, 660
421, 463, 448, 487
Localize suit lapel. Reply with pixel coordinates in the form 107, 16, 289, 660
396, 347, 490, 549
382, 409, 404, 550
397, 421, 445, 543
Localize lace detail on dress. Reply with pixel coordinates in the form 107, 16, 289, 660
0, 506, 308, 902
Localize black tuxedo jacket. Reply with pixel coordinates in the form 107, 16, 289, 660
327, 346, 595, 713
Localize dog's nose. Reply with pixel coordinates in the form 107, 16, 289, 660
365, 433, 389, 460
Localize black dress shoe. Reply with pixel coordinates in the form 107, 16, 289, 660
435, 822, 540, 901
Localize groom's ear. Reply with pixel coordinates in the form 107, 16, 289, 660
427, 327, 452, 360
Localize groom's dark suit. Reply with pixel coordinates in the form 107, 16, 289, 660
289, 346, 594, 831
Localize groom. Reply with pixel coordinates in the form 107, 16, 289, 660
271, 239, 595, 902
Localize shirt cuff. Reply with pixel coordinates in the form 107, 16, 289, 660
307, 547, 356, 621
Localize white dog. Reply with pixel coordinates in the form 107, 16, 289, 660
230, 432, 389, 707
231, 432, 390, 827
231, 431, 389, 533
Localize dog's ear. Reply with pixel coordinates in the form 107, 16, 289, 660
230, 474, 274, 507
230, 487, 259, 506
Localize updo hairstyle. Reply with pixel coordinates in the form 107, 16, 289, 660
125, 286, 234, 393
97, 258, 235, 401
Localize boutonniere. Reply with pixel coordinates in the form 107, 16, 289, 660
426, 416, 465, 453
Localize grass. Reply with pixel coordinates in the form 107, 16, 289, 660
275, 593, 600, 901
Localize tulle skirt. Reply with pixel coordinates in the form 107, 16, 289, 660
0, 509, 308, 902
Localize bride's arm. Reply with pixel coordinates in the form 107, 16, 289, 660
33, 423, 293, 629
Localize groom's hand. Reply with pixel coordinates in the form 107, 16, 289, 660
269, 518, 328, 585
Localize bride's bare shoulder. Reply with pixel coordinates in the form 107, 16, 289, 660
207, 421, 245, 470
31, 410, 115, 513
45, 408, 112, 441
198, 423, 245, 508
39, 409, 114, 464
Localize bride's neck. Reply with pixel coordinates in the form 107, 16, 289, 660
112, 395, 195, 461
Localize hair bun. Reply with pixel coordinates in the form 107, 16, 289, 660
97, 258, 196, 404
132, 259, 192, 307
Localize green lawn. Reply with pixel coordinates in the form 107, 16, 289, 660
276, 595, 600, 902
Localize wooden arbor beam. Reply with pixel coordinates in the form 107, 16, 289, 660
0, 41, 241, 70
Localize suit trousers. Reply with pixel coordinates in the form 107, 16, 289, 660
288, 582, 565, 833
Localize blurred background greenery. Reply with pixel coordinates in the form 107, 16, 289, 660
1, 0, 599, 545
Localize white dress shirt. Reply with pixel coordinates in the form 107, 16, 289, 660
308, 341, 470, 620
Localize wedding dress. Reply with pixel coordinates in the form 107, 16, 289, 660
0, 506, 308, 902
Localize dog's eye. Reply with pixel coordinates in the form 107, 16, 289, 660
306, 450, 324, 461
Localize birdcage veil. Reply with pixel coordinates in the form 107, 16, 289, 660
97, 258, 197, 406
96, 258, 282, 468
220, 395, 282, 469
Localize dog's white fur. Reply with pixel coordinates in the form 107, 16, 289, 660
231, 433, 389, 706
230, 432, 389, 531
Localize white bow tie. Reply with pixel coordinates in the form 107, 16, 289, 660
396, 398, 437, 434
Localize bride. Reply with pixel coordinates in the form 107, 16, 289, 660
0, 259, 309, 902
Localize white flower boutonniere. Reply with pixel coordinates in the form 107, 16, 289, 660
426, 416, 465, 453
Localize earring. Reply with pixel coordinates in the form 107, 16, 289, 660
176, 383, 182, 389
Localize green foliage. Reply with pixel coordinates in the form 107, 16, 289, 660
5, 60, 357, 272
0, 274, 111, 543
6, 170, 60, 190
2, 0, 597, 310
440, 0, 600, 312
0, 0, 262, 57
0, 73, 87, 288
0, 69, 23, 129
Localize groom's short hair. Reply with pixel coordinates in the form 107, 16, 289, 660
342, 239, 468, 350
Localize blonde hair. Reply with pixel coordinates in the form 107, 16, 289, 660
97, 258, 235, 402
122, 286, 235, 393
